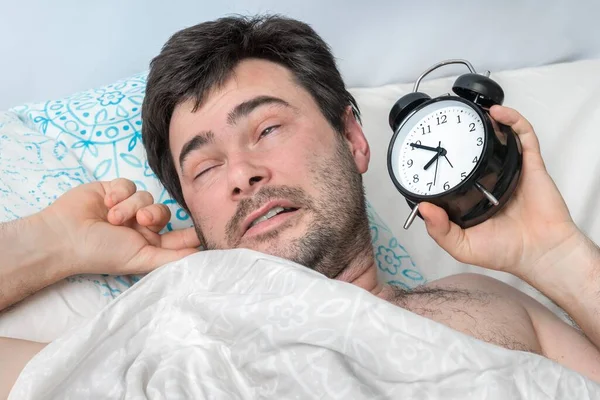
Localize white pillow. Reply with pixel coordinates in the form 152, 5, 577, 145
0, 111, 138, 342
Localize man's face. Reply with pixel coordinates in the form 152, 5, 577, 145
169, 59, 371, 278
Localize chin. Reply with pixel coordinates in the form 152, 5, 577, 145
239, 226, 305, 258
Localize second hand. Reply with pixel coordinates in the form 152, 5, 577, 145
433, 141, 441, 186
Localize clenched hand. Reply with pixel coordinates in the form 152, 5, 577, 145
41, 178, 201, 276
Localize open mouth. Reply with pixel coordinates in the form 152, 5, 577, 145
249, 206, 297, 228
243, 204, 300, 237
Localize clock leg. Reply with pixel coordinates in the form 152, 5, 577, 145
404, 203, 421, 230
475, 182, 499, 206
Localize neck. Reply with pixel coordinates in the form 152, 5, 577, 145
334, 245, 387, 297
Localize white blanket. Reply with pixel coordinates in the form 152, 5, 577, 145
10, 250, 599, 399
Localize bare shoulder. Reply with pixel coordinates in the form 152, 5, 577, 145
396, 272, 600, 382
424, 271, 524, 294
392, 272, 543, 353
392, 272, 600, 379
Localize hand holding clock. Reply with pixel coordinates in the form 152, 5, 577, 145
388, 61, 600, 378
419, 106, 600, 354
418, 105, 582, 281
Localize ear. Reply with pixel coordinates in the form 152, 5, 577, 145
342, 106, 370, 174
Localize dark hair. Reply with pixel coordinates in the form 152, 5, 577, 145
142, 14, 361, 210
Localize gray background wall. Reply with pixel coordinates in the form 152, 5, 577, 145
1, 0, 599, 109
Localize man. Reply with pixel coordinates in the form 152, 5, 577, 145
1, 14, 600, 395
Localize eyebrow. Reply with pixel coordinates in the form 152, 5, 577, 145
227, 95, 292, 126
178, 95, 293, 172
178, 130, 215, 173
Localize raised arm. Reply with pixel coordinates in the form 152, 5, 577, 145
0, 179, 201, 312
0, 215, 68, 311
524, 232, 600, 350
419, 106, 600, 373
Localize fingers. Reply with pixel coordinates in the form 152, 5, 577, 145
108, 191, 154, 225
102, 178, 197, 250
489, 105, 541, 154
103, 179, 171, 232
160, 227, 202, 250
104, 178, 137, 208
418, 202, 471, 264
135, 203, 171, 233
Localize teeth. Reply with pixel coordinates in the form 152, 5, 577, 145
249, 206, 288, 229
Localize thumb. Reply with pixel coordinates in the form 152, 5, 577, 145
127, 246, 199, 274
418, 202, 471, 263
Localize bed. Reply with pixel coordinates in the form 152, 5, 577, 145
2, 1, 600, 398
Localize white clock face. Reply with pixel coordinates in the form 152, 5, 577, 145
390, 100, 485, 196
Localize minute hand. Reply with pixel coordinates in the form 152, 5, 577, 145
410, 143, 439, 152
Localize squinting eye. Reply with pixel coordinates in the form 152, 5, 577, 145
259, 125, 280, 138
194, 165, 215, 180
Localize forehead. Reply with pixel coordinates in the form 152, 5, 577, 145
169, 59, 317, 157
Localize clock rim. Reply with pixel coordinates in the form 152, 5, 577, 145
387, 95, 495, 201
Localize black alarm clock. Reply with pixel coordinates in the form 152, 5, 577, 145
387, 59, 522, 229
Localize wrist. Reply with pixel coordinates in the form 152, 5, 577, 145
524, 229, 599, 307
32, 210, 75, 281
0, 212, 71, 310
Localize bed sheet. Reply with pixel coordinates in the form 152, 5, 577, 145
11, 249, 599, 399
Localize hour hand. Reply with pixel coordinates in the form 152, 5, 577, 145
410, 143, 439, 152
423, 151, 441, 170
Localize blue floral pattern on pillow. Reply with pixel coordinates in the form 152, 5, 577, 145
366, 201, 423, 286
5, 73, 425, 293
0, 111, 134, 298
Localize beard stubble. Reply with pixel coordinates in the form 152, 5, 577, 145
192, 136, 373, 278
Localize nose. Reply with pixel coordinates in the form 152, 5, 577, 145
227, 155, 271, 198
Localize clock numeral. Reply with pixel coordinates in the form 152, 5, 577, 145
473, 156, 478, 164
443, 182, 450, 190
411, 140, 421, 150
426, 182, 433, 191
421, 125, 431, 135
469, 123, 476, 132
413, 174, 419, 183
461, 172, 467, 180
457, 115, 461, 124
477, 137, 483, 146
436, 115, 447, 125
407, 159, 413, 168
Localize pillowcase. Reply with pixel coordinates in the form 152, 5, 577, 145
1, 74, 424, 341
0, 111, 139, 342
